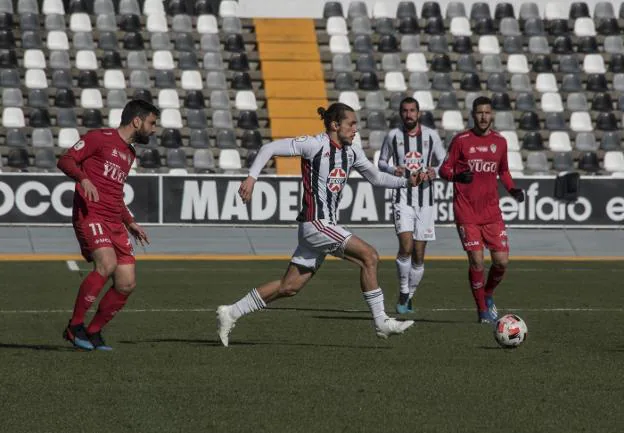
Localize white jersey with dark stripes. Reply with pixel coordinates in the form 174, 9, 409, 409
248, 132, 408, 225
378, 126, 446, 207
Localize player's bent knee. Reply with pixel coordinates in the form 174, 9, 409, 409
363, 248, 380, 269
95, 261, 117, 277
493, 258, 509, 269
116, 281, 136, 295
278, 283, 301, 297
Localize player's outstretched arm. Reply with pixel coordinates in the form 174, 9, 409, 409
353, 147, 410, 189
378, 134, 402, 175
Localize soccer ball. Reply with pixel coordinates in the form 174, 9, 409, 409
493, 314, 528, 348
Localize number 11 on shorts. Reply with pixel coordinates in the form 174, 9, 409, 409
89, 222, 104, 236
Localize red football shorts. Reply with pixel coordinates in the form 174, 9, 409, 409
73, 218, 135, 264
456, 221, 509, 252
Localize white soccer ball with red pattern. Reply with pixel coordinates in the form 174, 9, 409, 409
493, 314, 528, 348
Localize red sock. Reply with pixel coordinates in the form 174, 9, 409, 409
70, 271, 108, 326
484, 265, 506, 297
469, 267, 486, 312
86, 287, 130, 334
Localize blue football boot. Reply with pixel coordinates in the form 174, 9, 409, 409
63, 322, 94, 350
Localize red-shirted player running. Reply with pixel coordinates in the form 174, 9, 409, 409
57, 100, 158, 350
439, 96, 525, 324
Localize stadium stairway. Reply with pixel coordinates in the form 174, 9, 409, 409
255, 18, 327, 174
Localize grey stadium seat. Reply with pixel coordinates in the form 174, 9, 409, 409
35, 148, 57, 169
189, 129, 211, 148
193, 149, 216, 172
32, 128, 54, 147
166, 148, 187, 168
525, 151, 550, 174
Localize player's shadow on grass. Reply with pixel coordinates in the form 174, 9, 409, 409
310, 315, 463, 324
0, 343, 75, 352
119, 338, 389, 350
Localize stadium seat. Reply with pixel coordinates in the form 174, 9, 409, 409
102, 70, 125, 90
32, 128, 54, 148
47, 31, 69, 50
534, 74, 557, 93
523, 132, 544, 151
382, 53, 402, 72
235, 91, 257, 111
29, 108, 51, 127
570, 113, 593, 132
106, 108, 121, 127
502, 36, 523, 54
397, 1, 416, 18
123, 32, 145, 50
25, 69, 47, 89
592, 93, 613, 112
70, 12, 91, 32
55, 107, 77, 127
206, 71, 227, 90
559, 55, 581, 73
560, 74, 582, 92
241, 130, 263, 150
348, 1, 368, 19
375, 17, 395, 35
583, 54, 606, 74
545, 2, 566, 19
492, 93, 511, 111
158, 89, 180, 109
452, 36, 472, 54
525, 152, 550, 174
450, 17, 471, 36
53, 88, 74, 108
224, 34, 244, 52
151, 34, 172, 51
187, 129, 209, 149
552, 152, 575, 172
161, 109, 183, 129
179, 71, 201, 90
80, 89, 103, 109
544, 112, 566, 131
499, 18, 520, 36
359, 72, 380, 90
494, 111, 515, 130
193, 149, 216, 172
428, 35, 448, 53
0, 69, 20, 87
600, 132, 621, 150
58, 128, 80, 148
6, 128, 27, 147
7, 148, 29, 169
613, 74, 624, 92
507, 151, 524, 173
101, 50, 122, 69
586, 74, 608, 92
182, 91, 204, 110
218, 149, 242, 171
570, 2, 590, 19
355, 53, 375, 73
406, 53, 427, 72
577, 36, 599, 53
219, 0, 239, 17
332, 54, 353, 72
500, 131, 520, 151
400, 35, 420, 52
74, 32, 95, 50
541, 93, 564, 112
378, 34, 399, 53
364, 92, 386, 111
441, 111, 463, 131
329, 36, 350, 54
197, 14, 218, 34
506, 54, 529, 74
238, 111, 259, 130
486, 73, 507, 92
528, 36, 550, 54
222, 16, 242, 35
385, 72, 407, 91
338, 91, 361, 111
481, 54, 503, 73
398, 16, 419, 34
566, 93, 589, 111
335, 72, 356, 90
575, 132, 599, 151
2, 88, 23, 107
21, 31, 43, 49
153, 51, 175, 70
75, 50, 97, 70
408, 72, 430, 90
432, 73, 453, 91
425, 16, 444, 34
161, 128, 182, 148
43, 0, 64, 14
45, 14, 65, 30
445, 2, 466, 19
524, 17, 545, 36
20, 13, 39, 30
203, 52, 224, 71
532, 55, 553, 73
603, 151, 624, 172
574, 17, 596, 36
578, 151, 600, 172
519, 111, 540, 131
213, 110, 234, 130
549, 131, 573, 152
210, 91, 230, 109
368, 131, 385, 151
596, 112, 618, 131
519, 2, 539, 21
457, 54, 477, 73
23, 50, 46, 70
413, 90, 435, 110
200, 34, 220, 52
366, 111, 387, 130
604, 36, 624, 54
352, 16, 372, 35
166, 149, 187, 169
478, 35, 500, 54
216, 129, 236, 148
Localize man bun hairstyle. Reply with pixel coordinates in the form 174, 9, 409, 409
120, 99, 161, 126
317, 102, 354, 130
399, 96, 420, 112
472, 96, 492, 112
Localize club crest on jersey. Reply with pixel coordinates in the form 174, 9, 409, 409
327, 168, 347, 193
404, 151, 423, 172
490, 143, 497, 153
73, 140, 85, 150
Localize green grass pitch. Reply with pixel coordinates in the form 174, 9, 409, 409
1, 260, 623, 433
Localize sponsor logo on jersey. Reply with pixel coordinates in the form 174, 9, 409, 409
404, 151, 423, 172
464, 240, 480, 247
499, 230, 507, 238
327, 168, 347, 193
490, 143, 497, 153
468, 159, 498, 173
323, 151, 330, 158
94, 237, 112, 245
73, 140, 85, 150
476, 146, 488, 153
469, 147, 476, 154
103, 161, 128, 184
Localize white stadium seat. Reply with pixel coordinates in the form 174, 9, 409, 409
338, 91, 361, 111
507, 151, 524, 173
326, 17, 347, 36
535, 73, 558, 93
180, 71, 203, 90
583, 54, 606, 74
574, 17, 596, 37
80, 89, 103, 109
544, 2, 567, 20
197, 14, 218, 34
46, 31, 69, 50
161, 108, 183, 128
58, 128, 80, 148
75, 50, 98, 70
70, 13, 92, 32
152, 50, 174, 70
604, 151, 624, 172
146, 13, 168, 33
108, 108, 122, 127
500, 131, 520, 151
143, 0, 165, 16
570, 112, 593, 132
235, 91, 258, 111
103, 70, 126, 89
506, 54, 529, 74
25, 69, 47, 89
384, 71, 407, 92
412, 91, 435, 111
23, 49, 46, 69
478, 35, 500, 54
219, 0, 239, 17
218, 149, 242, 170
2, 107, 26, 127
42, 0, 64, 15
329, 35, 350, 54
541, 92, 564, 112
450, 17, 472, 36
441, 110, 464, 131
548, 132, 572, 152
158, 89, 180, 109
405, 53, 428, 72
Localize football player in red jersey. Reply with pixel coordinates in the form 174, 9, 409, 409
439, 96, 525, 324
57, 100, 157, 350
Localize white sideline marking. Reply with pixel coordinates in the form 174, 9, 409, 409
0, 307, 622, 315
66, 260, 80, 272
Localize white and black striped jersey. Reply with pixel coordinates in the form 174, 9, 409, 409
249, 133, 408, 224
378, 126, 446, 207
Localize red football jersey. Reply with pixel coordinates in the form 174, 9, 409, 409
439, 129, 515, 224
58, 129, 135, 223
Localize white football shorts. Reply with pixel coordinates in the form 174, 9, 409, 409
290, 220, 353, 271
392, 202, 436, 241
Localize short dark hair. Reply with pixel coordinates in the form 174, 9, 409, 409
317, 103, 355, 130
120, 99, 160, 126
472, 96, 492, 112
399, 96, 420, 112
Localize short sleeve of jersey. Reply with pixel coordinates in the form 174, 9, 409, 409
290, 135, 322, 160
65, 131, 99, 163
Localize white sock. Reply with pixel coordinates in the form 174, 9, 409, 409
408, 264, 425, 300
231, 288, 266, 320
395, 255, 411, 295
363, 288, 389, 327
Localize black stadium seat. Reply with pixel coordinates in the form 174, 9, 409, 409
54, 89, 76, 108
323, 1, 343, 18
161, 129, 183, 148
139, 149, 162, 169
7, 148, 29, 169
82, 109, 103, 128
29, 108, 51, 128
592, 93, 613, 112
359, 72, 379, 90
495, 3, 515, 20
241, 130, 263, 150
569, 2, 590, 19
421, 1, 442, 19
184, 91, 205, 109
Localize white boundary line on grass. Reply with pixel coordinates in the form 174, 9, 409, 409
1, 307, 623, 314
